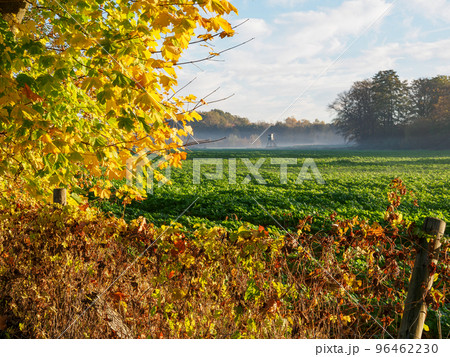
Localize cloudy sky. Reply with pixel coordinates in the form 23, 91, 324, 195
176, 0, 450, 123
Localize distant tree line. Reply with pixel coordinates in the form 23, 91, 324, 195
329, 70, 450, 149
190, 109, 344, 147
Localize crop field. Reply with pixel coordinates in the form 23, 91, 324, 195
101, 149, 450, 232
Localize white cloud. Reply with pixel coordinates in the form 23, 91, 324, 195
405, 0, 450, 22
273, 0, 392, 58
175, 0, 450, 125
403, 39, 450, 61
233, 18, 272, 38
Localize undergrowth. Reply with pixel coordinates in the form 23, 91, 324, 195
0, 179, 448, 338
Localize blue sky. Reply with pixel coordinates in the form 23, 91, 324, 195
176, 0, 450, 123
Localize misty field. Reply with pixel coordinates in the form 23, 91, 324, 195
101, 149, 450, 232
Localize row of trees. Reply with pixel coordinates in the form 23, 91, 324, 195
330, 70, 450, 149
191, 109, 344, 147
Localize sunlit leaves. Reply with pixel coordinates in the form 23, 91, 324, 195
0, 0, 237, 200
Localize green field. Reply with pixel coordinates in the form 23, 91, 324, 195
100, 149, 450, 232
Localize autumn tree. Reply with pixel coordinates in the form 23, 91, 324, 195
407, 76, 450, 148
330, 71, 450, 148
0, 0, 237, 202
329, 79, 376, 143
372, 70, 410, 130
410, 77, 441, 121
409, 76, 450, 121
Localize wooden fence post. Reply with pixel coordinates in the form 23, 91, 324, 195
53, 188, 67, 206
398, 217, 446, 339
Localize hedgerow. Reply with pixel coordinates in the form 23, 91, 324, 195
0, 180, 448, 338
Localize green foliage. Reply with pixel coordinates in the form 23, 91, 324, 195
101, 149, 450, 232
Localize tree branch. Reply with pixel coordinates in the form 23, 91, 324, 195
175, 37, 255, 66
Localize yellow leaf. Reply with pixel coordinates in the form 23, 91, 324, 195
41, 134, 52, 144
162, 45, 181, 60
423, 324, 429, 332
211, 17, 232, 33
70, 33, 93, 48
107, 169, 122, 180
43, 142, 60, 154
160, 75, 176, 90
106, 98, 116, 113
221, 0, 238, 14
81, 77, 103, 91
136, 72, 155, 88
342, 315, 352, 324
190, 111, 202, 121
135, 92, 162, 111
164, 65, 176, 77
119, 300, 128, 313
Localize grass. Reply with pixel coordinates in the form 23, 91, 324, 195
99, 148, 450, 232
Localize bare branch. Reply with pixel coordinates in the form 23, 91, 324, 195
176, 38, 255, 66
182, 137, 226, 147
168, 76, 197, 101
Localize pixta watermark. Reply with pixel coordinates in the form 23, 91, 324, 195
127, 153, 325, 193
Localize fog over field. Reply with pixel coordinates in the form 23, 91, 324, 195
189, 109, 346, 148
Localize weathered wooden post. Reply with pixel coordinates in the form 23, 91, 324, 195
0, 0, 29, 24
398, 217, 446, 339
53, 188, 67, 206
